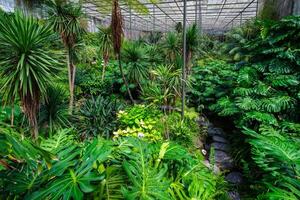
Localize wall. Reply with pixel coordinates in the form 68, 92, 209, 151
259, 0, 298, 20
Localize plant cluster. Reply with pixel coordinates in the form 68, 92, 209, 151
0, 127, 228, 200
113, 105, 163, 141
189, 16, 300, 199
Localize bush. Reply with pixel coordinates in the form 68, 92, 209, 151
113, 105, 163, 141
76, 95, 121, 139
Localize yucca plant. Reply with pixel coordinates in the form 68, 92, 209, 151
163, 32, 180, 63
98, 25, 113, 81
39, 85, 69, 134
185, 23, 200, 75
0, 10, 60, 138
122, 41, 149, 90
47, 0, 85, 113
143, 65, 181, 108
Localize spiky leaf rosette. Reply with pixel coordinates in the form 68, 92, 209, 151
0, 10, 60, 137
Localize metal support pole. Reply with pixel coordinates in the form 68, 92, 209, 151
153, 5, 155, 31
240, 12, 242, 26
198, 0, 202, 33
129, 7, 132, 38
181, 0, 187, 120
195, 0, 198, 25
256, 0, 259, 17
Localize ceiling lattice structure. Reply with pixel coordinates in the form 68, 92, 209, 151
83, 0, 259, 35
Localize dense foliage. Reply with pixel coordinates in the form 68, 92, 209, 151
190, 16, 300, 199
0, 1, 299, 199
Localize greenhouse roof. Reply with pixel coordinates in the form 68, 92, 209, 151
82, 0, 258, 34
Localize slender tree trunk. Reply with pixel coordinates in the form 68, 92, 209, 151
33, 117, 38, 139
101, 62, 107, 82
102, 53, 109, 82
67, 47, 74, 113
117, 54, 134, 103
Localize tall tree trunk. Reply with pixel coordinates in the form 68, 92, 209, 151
67, 47, 75, 113
101, 54, 108, 82
117, 53, 134, 103
33, 116, 38, 139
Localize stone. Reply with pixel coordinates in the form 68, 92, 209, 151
228, 191, 241, 200
226, 172, 243, 184
211, 142, 230, 151
213, 127, 226, 136
214, 150, 234, 170
212, 135, 228, 143
207, 127, 217, 137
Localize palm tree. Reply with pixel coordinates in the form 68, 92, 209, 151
0, 11, 60, 138
122, 41, 149, 90
111, 0, 135, 103
185, 23, 199, 75
98, 25, 113, 81
47, 0, 85, 113
163, 32, 180, 63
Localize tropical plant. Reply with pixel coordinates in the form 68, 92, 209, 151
189, 59, 237, 111
0, 10, 60, 138
145, 31, 163, 44
76, 95, 120, 139
243, 125, 300, 200
145, 44, 163, 65
143, 65, 181, 108
47, 0, 85, 113
111, 0, 134, 103
185, 23, 200, 75
0, 126, 112, 199
222, 20, 258, 62
163, 32, 180, 63
113, 104, 163, 141
98, 25, 113, 81
39, 85, 69, 134
122, 41, 149, 89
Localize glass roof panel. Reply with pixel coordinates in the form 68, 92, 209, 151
82, 0, 258, 34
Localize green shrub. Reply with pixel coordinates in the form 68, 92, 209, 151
113, 105, 163, 141
162, 108, 200, 146
76, 95, 121, 139
0, 127, 228, 200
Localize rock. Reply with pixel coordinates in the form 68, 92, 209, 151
207, 127, 216, 137
202, 160, 221, 174
228, 190, 241, 200
226, 172, 243, 184
214, 150, 234, 170
211, 142, 230, 151
212, 135, 228, 143
213, 127, 226, 136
